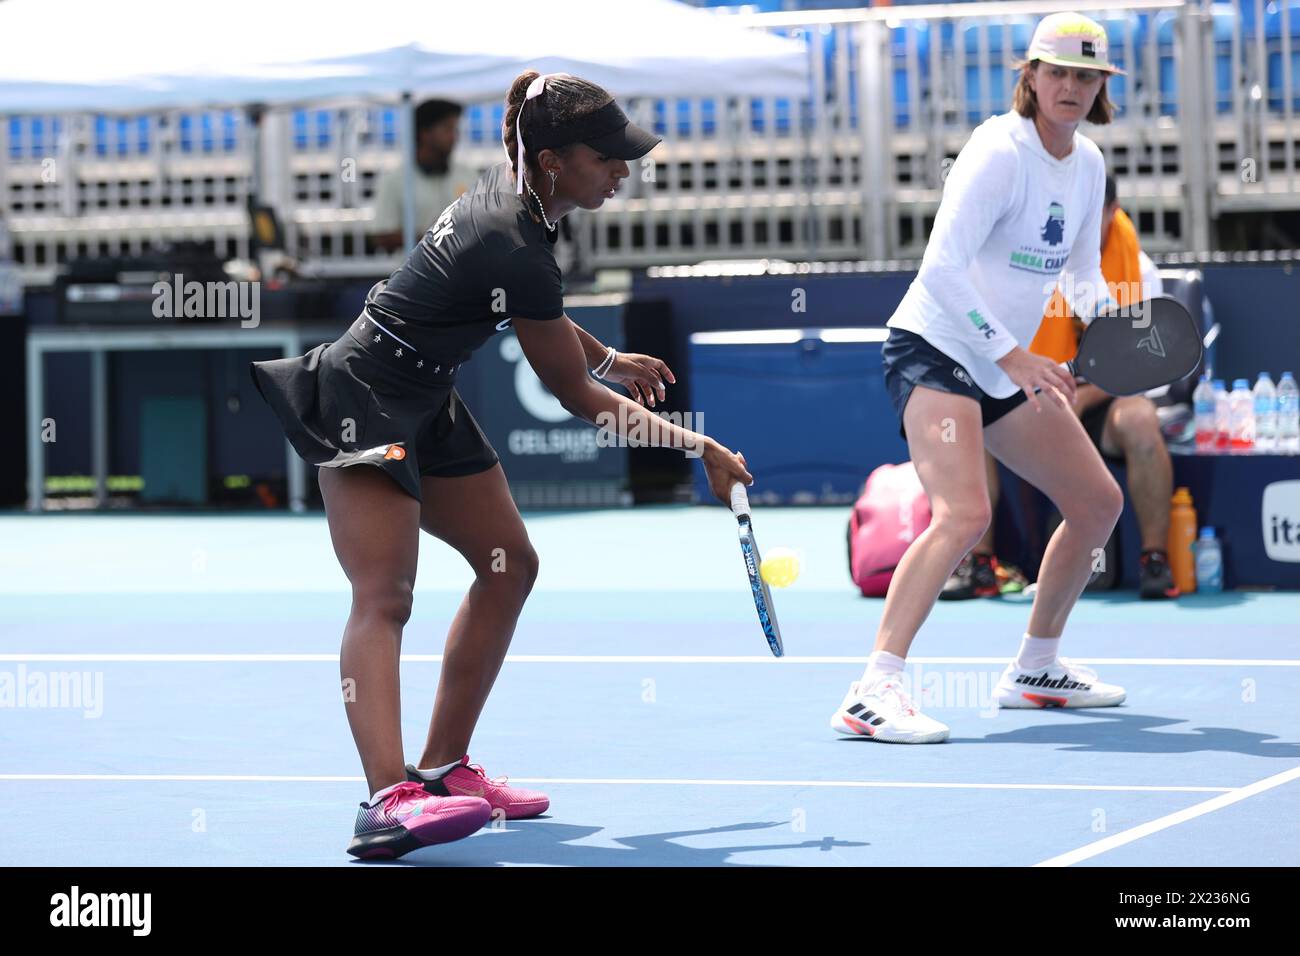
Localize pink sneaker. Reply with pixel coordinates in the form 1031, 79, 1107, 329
346, 780, 491, 859
407, 756, 550, 819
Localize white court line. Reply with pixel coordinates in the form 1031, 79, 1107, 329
0, 773, 1232, 794
1, 654, 1297, 666
1035, 764, 1300, 867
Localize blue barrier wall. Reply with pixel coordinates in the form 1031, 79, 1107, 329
631, 264, 1300, 406
1197, 265, 1300, 381
11, 262, 1298, 506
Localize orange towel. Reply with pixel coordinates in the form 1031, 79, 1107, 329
1030, 207, 1145, 363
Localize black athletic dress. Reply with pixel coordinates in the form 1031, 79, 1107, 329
250, 162, 565, 502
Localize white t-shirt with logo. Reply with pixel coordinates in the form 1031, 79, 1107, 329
888, 110, 1111, 398
372, 161, 480, 236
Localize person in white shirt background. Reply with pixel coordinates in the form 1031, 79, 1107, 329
831, 12, 1131, 744
370, 99, 479, 253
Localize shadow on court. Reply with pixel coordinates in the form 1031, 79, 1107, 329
354, 820, 867, 867
951, 710, 1300, 757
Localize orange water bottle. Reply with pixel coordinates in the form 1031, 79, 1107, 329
1168, 487, 1198, 594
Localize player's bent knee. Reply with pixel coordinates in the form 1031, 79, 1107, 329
480, 542, 539, 596
933, 504, 992, 551
1059, 474, 1122, 534
1114, 399, 1161, 448
1093, 477, 1125, 530
1126, 418, 1166, 457
351, 583, 415, 628
516, 545, 541, 592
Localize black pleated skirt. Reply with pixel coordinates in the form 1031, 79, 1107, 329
249, 313, 498, 502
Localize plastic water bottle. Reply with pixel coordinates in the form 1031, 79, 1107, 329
1253, 373, 1277, 453
1228, 379, 1255, 453
1168, 487, 1198, 593
1278, 372, 1300, 454
1193, 376, 1217, 453
1193, 527, 1223, 593
1213, 379, 1230, 452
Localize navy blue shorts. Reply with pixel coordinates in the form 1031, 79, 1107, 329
881, 328, 1028, 441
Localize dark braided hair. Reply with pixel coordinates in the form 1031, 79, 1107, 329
502, 70, 613, 191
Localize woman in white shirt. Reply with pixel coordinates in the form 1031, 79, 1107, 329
832, 13, 1129, 743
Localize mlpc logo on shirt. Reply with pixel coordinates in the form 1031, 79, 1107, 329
966, 309, 997, 340
1040, 202, 1066, 246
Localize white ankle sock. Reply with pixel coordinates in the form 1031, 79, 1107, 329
368, 781, 405, 806
369, 759, 462, 805
860, 650, 906, 688
1014, 633, 1060, 671
416, 759, 460, 779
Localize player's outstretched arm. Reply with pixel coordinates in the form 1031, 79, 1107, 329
514, 314, 752, 502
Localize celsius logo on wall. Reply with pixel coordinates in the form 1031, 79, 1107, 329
1261, 480, 1300, 563
499, 334, 572, 423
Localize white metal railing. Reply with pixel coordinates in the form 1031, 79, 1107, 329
2, 0, 1297, 282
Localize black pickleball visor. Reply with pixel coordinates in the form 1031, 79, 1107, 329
529, 99, 661, 160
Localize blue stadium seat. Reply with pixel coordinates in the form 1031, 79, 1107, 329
649, 97, 720, 138
747, 96, 796, 137
1155, 4, 1242, 116
463, 103, 505, 145
1266, 0, 1300, 111
891, 21, 931, 129
961, 20, 1032, 122
291, 109, 333, 150
1090, 10, 1141, 116
222, 111, 238, 152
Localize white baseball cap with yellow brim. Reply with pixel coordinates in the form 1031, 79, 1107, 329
1024, 12, 1127, 76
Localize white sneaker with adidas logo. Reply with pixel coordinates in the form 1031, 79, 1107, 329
993, 658, 1126, 708
830, 677, 950, 743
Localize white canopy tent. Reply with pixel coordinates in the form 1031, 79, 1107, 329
0, 0, 809, 250
0, 0, 809, 112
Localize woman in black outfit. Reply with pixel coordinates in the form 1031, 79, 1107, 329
251, 71, 752, 859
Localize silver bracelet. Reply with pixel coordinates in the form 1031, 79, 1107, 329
593, 346, 617, 379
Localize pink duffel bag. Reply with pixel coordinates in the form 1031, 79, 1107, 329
848, 461, 932, 597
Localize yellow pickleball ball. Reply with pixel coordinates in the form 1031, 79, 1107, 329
760, 548, 800, 588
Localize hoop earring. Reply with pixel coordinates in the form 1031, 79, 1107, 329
548, 169, 557, 197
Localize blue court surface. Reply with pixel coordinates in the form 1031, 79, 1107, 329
2, 508, 1297, 867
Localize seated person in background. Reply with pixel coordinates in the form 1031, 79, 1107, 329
370, 99, 479, 253
943, 174, 1179, 601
